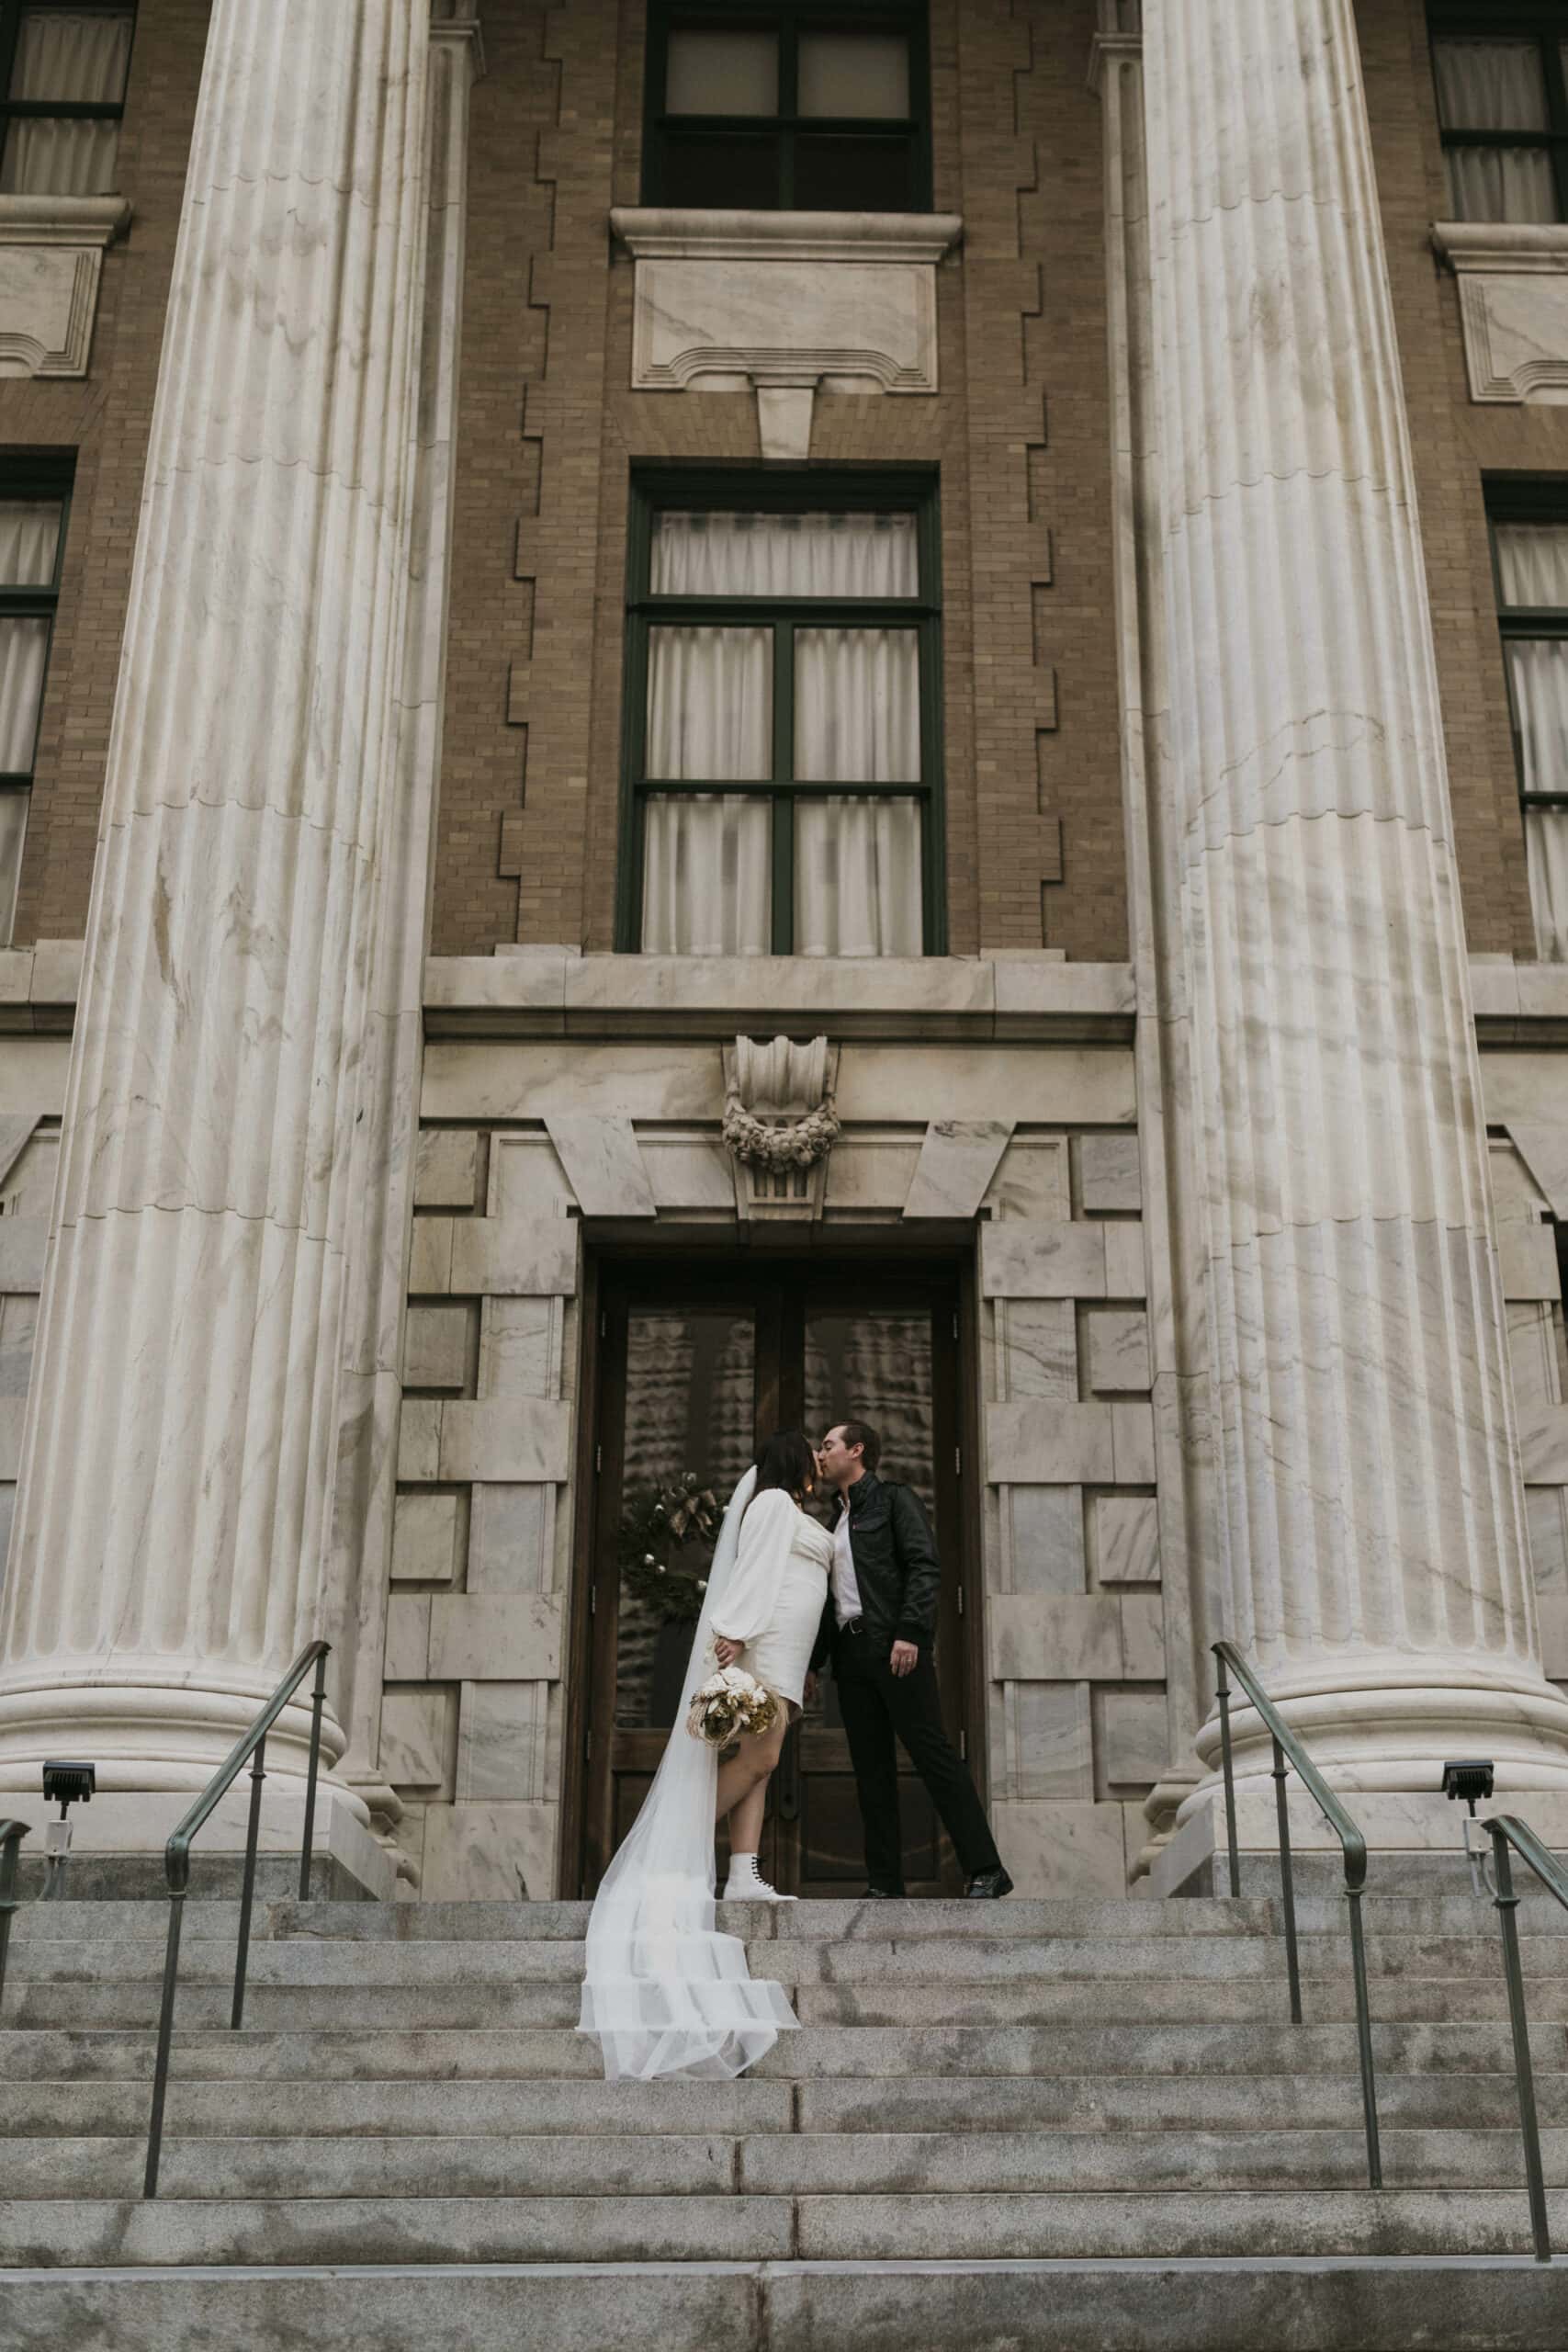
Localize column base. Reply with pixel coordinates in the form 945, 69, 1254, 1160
6, 1786, 395, 1903
1146, 1789, 1568, 1898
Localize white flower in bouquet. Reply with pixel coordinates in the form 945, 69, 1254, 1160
686, 1662, 778, 1747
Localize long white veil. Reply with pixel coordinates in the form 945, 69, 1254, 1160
577, 1464, 799, 2080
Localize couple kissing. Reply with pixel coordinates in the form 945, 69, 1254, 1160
579, 1420, 1010, 2083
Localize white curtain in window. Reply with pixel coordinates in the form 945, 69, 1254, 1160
1496, 525, 1568, 962
651, 511, 918, 601
1496, 524, 1568, 610
647, 624, 770, 781
795, 797, 921, 957
642, 514, 925, 956
2, 9, 133, 197
0, 500, 59, 783
1433, 40, 1557, 222
643, 795, 770, 956
0, 791, 26, 946
665, 28, 777, 116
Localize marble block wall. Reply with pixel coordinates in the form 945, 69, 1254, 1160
980, 1129, 1166, 1896
382, 1123, 578, 1901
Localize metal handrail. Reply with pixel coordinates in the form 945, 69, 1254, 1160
143, 1640, 330, 2199
1212, 1641, 1382, 2188
1483, 1815, 1568, 2262
0, 1819, 28, 2018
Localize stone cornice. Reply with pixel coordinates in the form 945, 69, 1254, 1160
1432, 220, 1568, 275
423, 952, 1135, 1045
610, 208, 963, 266
0, 195, 130, 249
1471, 957, 1568, 1046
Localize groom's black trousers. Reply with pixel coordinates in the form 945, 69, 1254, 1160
832, 1623, 1001, 1891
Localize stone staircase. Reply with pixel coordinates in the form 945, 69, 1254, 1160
4, 1889, 1568, 2347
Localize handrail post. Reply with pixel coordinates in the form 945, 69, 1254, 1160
1490, 1823, 1552, 2262
143, 1891, 185, 2199
299, 1649, 327, 1902
1270, 1733, 1302, 2024
1214, 1652, 1241, 1897
231, 1735, 266, 2031
1345, 1883, 1382, 2188
0, 1821, 28, 2018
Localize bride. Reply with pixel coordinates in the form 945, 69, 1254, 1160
579, 1430, 832, 2081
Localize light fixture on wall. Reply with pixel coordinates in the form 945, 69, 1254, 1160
1442, 1758, 1496, 1898
39, 1760, 94, 1902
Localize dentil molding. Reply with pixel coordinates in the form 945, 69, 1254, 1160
1433, 220, 1568, 405
610, 207, 962, 458
0, 196, 130, 379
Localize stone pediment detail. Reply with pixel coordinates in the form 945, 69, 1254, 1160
1433, 221, 1568, 406
0, 196, 130, 379
611, 207, 962, 458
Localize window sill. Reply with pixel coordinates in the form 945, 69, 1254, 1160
1433, 220, 1568, 405
611, 208, 962, 266
0, 195, 130, 379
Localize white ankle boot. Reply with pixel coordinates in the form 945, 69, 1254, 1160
722, 1853, 796, 1902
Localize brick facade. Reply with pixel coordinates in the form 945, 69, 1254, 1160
4, 0, 209, 949
0, 0, 1557, 969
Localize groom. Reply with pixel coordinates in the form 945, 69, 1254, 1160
811, 1422, 1011, 1900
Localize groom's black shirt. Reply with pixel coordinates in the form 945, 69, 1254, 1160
810, 1470, 942, 1670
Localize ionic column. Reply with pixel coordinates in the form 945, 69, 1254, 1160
0, 0, 430, 1814
1145, 0, 1568, 1797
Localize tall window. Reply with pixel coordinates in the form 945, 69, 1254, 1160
0, 6, 134, 197
1491, 488, 1568, 960
643, 3, 930, 212
1430, 7, 1568, 222
0, 469, 70, 944
620, 476, 942, 957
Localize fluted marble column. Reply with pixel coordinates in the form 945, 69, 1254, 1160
0, 0, 430, 1809
1145, 0, 1568, 1798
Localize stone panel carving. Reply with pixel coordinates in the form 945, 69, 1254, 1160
611, 208, 961, 457
0, 198, 130, 378
1433, 223, 1568, 405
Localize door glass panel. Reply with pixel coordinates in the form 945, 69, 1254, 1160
805, 1308, 934, 1518
615, 1308, 755, 1728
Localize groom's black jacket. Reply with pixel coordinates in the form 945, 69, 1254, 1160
810, 1471, 942, 1671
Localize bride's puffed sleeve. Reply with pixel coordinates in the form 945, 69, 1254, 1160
713, 1487, 794, 1645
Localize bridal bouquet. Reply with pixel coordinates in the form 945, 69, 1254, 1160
686, 1663, 779, 1747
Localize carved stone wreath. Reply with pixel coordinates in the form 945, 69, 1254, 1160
720, 1094, 840, 1170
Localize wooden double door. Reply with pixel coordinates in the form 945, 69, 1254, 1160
579, 1261, 972, 1898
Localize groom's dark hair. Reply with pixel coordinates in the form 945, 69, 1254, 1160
840, 1420, 880, 1474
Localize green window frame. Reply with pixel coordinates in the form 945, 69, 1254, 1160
1490, 478, 1568, 811
641, 1, 931, 213
1428, 3, 1568, 220
617, 468, 945, 956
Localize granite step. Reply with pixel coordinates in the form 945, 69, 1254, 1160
5, 2018, 1564, 2082
5, 2185, 1568, 2267
7, 2125, 1568, 2202
7, 2256, 1568, 2352
14, 1971, 1566, 2031
6, 2066, 1562, 2139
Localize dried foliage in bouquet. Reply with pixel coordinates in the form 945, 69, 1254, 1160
686, 1663, 779, 1747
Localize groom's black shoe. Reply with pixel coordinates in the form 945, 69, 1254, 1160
964, 1867, 1014, 1899
863, 1885, 903, 1899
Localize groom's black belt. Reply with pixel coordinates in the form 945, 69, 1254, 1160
839, 1617, 868, 1637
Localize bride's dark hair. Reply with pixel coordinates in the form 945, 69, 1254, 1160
751, 1427, 817, 1505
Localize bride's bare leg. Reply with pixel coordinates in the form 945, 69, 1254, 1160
715, 1713, 787, 1839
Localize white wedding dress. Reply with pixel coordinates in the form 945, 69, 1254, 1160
577, 1468, 806, 2081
